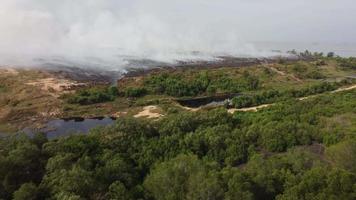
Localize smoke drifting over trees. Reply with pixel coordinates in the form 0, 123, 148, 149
0, 0, 355, 69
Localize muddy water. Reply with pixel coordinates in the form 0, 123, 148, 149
41, 117, 116, 139
176, 94, 237, 108
0, 117, 116, 139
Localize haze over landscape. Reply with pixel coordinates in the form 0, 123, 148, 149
1, 1, 356, 199
1, 0, 356, 69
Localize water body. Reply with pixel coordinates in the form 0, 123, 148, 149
177, 94, 237, 108
43, 117, 116, 139
1, 117, 116, 140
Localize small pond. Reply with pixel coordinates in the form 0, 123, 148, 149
1, 94, 239, 139
1, 117, 116, 140
176, 94, 238, 108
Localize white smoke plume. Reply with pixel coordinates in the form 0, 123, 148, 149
0, 0, 355, 69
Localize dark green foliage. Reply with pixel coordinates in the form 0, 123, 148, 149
327, 52, 335, 58
108, 86, 119, 96
67, 86, 119, 105
1, 90, 356, 199
305, 70, 326, 79
297, 50, 324, 59
277, 167, 356, 200
144, 154, 223, 200
291, 62, 327, 79
299, 50, 314, 58
124, 87, 147, 97
224, 170, 255, 200
326, 139, 356, 174
0, 134, 48, 200
106, 181, 132, 200
41, 132, 140, 199
144, 72, 260, 97
144, 73, 210, 97
13, 182, 39, 200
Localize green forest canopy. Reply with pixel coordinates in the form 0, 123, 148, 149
1, 89, 355, 199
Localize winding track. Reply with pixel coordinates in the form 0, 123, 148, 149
227, 84, 356, 114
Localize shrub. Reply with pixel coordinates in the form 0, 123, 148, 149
327, 52, 335, 58
67, 86, 118, 105
124, 87, 147, 97
231, 82, 344, 108
144, 72, 259, 97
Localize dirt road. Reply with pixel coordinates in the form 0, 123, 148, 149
227, 84, 356, 114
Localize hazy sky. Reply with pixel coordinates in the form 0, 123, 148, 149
0, 0, 355, 67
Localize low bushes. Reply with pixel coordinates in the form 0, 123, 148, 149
231, 81, 348, 108
67, 86, 119, 105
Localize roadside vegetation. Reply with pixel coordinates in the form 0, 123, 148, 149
230, 79, 353, 108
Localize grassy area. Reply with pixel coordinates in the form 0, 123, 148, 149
0, 70, 63, 132
0, 56, 356, 199
62, 58, 356, 117
117, 58, 355, 98
0, 57, 355, 133
1, 87, 355, 199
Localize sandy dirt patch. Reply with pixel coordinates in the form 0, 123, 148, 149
134, 106, 164, 119
331, 84, 356, 93
228, 104, 271, 113
26, 78, 86, 97
0, 107, 11, 120
298, 95, 318, 101
112, 111, 128, 118
0, 68, 19, 76
39, 109, 61, 118
181, 106, 201, 112
267, 65, 286, 76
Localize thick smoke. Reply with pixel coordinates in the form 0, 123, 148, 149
0, 0, 355, 69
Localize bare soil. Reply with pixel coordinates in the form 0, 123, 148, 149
134, 106, 164, 119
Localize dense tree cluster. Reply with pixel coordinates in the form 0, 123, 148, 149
67, 86, 119, 105
1, 90, 355, 199
144, 71, 260, 97
0, 133, 48, 199
65, 71, 260, 105
124, 87, 147, 98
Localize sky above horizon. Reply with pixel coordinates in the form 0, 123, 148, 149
0, 0, 355, 66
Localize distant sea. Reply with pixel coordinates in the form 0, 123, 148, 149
252, 41, 356, 57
